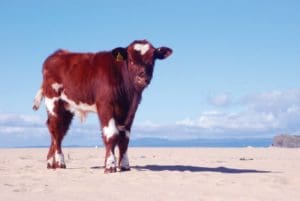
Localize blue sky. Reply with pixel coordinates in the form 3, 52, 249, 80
0, 1, 300, 146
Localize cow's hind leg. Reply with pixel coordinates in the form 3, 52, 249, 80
46, 99, 73, 169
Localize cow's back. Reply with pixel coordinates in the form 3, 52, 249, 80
42, 49, 129, 105
43, 50, 95, 82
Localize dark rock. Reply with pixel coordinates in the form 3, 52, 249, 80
240, 157, 254, 161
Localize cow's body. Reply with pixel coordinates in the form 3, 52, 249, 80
33, 40, 172, 173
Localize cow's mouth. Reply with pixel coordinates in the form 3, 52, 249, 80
135, 76, 149, 90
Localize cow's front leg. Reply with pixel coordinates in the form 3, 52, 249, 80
102, 118, 119, 173
118, 129, 131, 171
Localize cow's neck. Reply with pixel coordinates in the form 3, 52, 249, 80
122, 92, 141, 131
119, 66, 141, 130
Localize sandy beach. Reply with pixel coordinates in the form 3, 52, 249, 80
1, 147, 300, 201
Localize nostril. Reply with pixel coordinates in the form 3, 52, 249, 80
138, 72, 146, 77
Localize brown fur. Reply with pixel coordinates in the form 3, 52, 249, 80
33, 40, 172, 173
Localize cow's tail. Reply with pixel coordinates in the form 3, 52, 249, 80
33, 88, 44, 111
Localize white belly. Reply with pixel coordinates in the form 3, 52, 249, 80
61, 92, 97, 122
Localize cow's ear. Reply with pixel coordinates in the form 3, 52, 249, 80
112, 47, 128, 62
154, 47, 172, 60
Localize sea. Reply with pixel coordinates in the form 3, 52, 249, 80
2, 138, 273, 148
129, 138, 273, 148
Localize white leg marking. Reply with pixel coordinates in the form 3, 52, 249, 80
51, 83, 63, 93
55, 151, 65, 166
61, 92, 97, 122
120, 152, 130, 169
125, 130, 130, 139
134, 43, 150, 55
33, 88, 43, 110
47, 156, 54, 166
45, 97, 59, 116
103, 118, 119, 139
106, 151, 116, 169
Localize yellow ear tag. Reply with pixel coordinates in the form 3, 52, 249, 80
116, 52, 123, 62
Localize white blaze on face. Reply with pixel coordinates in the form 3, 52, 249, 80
120, 151, 130, 169
103, 118, 119, 139
134, 43, 150, 55
51, 83, 63, 93
106, 151, 116, 169
45, 97, 59, 116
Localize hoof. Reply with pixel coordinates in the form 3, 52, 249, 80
47, 152, 66, 169
120, 167, 131, 172
104, 167, 117, 174
56, 163, 66, 169
47, 162, 66, 169
47, 163, 55, 169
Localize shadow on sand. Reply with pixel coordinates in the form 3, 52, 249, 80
133, 165, 272, 174
90, 166, 104, 169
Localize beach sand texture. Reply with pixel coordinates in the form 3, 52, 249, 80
1, 147, 300, 201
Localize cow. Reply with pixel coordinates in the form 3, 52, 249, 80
32, 40, 172, 173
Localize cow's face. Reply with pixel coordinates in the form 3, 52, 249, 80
125, 40, 172, 91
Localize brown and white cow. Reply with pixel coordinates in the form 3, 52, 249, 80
33, 40, 172, 173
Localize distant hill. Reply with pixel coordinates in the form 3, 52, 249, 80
272, 134, 300, 148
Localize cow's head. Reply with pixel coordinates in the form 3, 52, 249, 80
113, 40, 172, 91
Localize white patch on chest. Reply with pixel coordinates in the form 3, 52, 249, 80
134, 43, 150, 55
106, 151, 116, 169
61, 92, 97, 122
120, 151, 130, 169
103, 118, 119, 139
45, 97, 59, 116
51, 83, 63, 93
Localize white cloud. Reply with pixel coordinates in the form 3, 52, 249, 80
0, 113, 100, 146
2, 88, 300, 146
193, 110, 279, 131
208, 93, 232, 107
0, 113, 43, 126
178, 89, 300, 136
0, 126, 25, 134
176, 118, 195, 127
242, 89, 300, 113
0, 113, 47, 139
